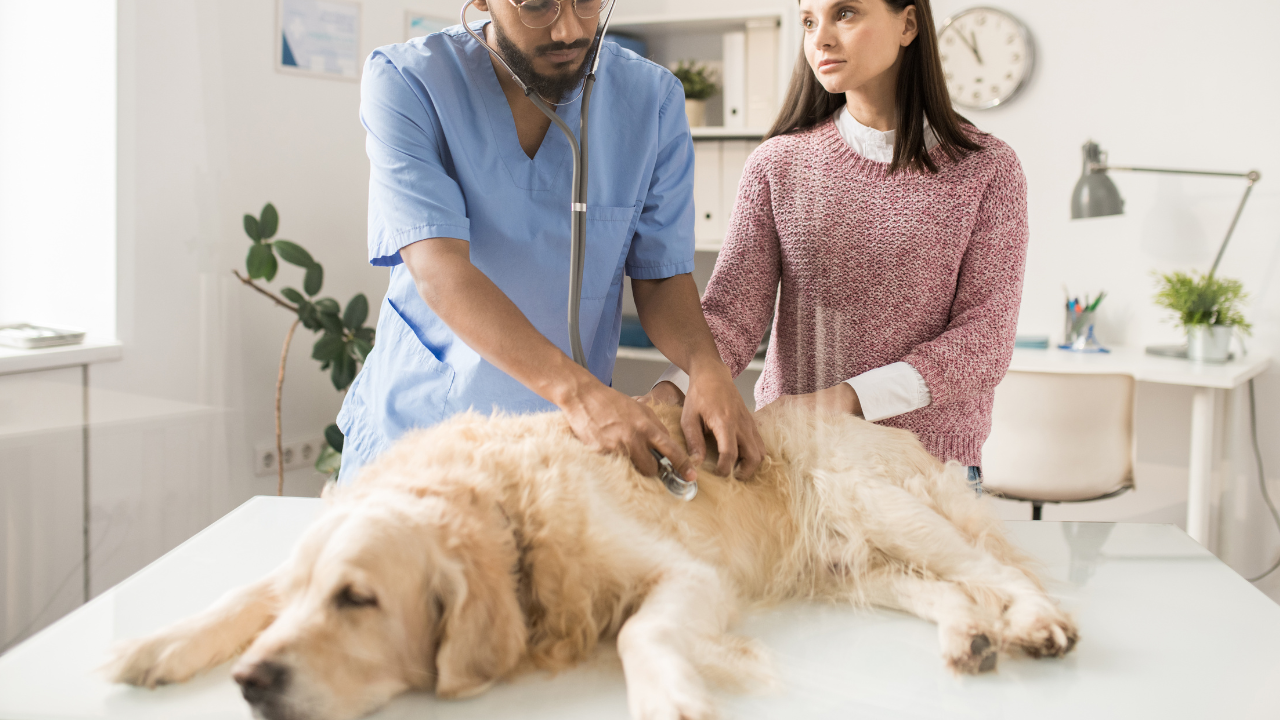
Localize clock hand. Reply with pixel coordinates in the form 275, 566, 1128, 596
955, 30, 982, 65
969, 30, 984, 65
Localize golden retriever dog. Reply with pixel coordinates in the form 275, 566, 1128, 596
106, 403, 1077, 720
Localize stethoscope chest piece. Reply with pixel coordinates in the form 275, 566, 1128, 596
651, 449, 697, 501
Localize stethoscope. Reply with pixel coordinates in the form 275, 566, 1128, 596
460, 0, 697, 501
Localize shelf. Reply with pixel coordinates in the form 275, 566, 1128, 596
615, 345, 765, 372
0, 338, 123, 376
694, 239, 723, 252
610, 12, 781, 35
690, 126, 768, 140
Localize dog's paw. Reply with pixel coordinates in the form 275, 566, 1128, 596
1003, 603, 1078, 659
102, 631, 210, 688
941, 628, 1000, 675
630, 687, 717, 720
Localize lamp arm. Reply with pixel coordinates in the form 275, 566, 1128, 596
1090, 163, 1260, 182
1210, 180, 1257, 278
1089, 164, 1261, 277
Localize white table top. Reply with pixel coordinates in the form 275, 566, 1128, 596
0, 338, 122, 376
1008, 346, 1270, 389
3, 497, 1279, 720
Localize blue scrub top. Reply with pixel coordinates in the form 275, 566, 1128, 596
336, 23, 696, 483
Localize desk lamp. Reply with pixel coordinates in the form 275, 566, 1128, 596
1070, 140, 1261, 356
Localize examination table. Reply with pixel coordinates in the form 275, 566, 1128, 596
2, 497, 1278, 719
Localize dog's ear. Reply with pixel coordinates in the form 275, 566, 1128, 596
433, 513, 526, 699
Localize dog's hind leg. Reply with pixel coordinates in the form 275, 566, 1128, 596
859, 568, 1000, 674
617, 558, 760, 720
103, 574, 281, 688
852, 482, 1078, 660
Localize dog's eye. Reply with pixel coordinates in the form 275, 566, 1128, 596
334, 585, 379, 609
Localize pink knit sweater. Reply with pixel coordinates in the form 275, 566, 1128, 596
703, 117, 1029, 466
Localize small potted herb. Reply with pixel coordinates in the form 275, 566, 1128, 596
1153, 270, 1251, 363
672, 61, 718, 127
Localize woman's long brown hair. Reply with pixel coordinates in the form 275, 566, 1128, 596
765, 0, 980, 174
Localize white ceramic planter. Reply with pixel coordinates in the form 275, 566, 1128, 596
685, 98, 707, 127
1186, 324, 1233, 363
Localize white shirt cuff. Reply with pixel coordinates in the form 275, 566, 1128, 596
845, 362, 931, 422
655, 364, 691, 395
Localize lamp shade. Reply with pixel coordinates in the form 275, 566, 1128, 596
1071, 141, 1124, 219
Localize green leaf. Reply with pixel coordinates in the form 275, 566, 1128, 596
343, 294, 369, 330
281, 287, 305, 305
304, 264, 324, 296
324, 423, 345, 453
314, 298, 340, 316
246, 243, 277, 281
320, 360, 331, 370
331, 352, 356, 391
298, 301, 322, 331
243, 214, 261, 243
354, 327, 376, 343
315, 444, 342, 477
312, 332, 345, 362
351, 338, 373, 360
259, 203, 279, 240
273, 240, 314, 269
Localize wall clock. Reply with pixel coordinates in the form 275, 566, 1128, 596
937, 7, 1035, 110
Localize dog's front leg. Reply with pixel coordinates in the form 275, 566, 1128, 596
104, 573, 281, 688
617, 561, 731, 720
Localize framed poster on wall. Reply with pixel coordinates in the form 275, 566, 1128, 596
405, 12, 453, 41
277, 0, 362, 81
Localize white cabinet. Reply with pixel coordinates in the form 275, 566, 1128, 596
0, 367, 85, 651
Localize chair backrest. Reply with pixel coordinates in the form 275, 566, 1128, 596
981, 371, 1135, 502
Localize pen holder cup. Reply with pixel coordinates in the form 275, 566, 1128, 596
1063, 310, 1104, 351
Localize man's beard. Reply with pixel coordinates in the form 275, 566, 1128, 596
492, 21, 594, 103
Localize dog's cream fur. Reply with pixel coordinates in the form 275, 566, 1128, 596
106, 404, 1076, 720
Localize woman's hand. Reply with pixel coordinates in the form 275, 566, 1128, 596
765, 383, 862, 416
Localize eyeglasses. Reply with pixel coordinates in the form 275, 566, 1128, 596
507, 0, 609, 29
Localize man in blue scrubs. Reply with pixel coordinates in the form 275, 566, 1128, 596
336, 0, 763, 485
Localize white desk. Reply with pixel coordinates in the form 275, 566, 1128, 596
2, 497, 1279, 719
1008, 347, 1270, 546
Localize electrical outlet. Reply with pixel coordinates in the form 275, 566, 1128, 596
254, 437, 326, 476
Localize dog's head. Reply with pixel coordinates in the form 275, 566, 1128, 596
230, 488, 526, 720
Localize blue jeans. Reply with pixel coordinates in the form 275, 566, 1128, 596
967, 466, 984, 496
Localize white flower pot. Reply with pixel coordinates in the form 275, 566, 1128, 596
1186, 324, 1233, 363
685, 98, 707, 128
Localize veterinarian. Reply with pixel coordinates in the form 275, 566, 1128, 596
649, 0, 1029, 489
336, 0, 764, 485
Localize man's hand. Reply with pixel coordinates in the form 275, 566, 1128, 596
680, 365, 764, 481
763, 383, 862, 416
562, 381, 696, 483
638, 380, 686, 407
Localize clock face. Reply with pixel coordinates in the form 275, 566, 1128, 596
938, 7, 1034, 110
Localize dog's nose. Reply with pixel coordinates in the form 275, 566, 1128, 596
233, 660, 290, 703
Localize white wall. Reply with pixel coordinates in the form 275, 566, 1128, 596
0, 0, 117, 338
927, 0, 1280, 594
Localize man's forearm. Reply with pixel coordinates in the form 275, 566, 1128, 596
401, 238, 595, 408
632, 274, 727, 379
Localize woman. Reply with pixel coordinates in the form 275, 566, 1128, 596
651, 0, 1028, 483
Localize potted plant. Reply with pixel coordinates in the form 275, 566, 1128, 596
1153, 270, 1251, 363
236, 203, 374, 492
672, 61, 718, 127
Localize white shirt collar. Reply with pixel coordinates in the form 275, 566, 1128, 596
834, 106, 939, 163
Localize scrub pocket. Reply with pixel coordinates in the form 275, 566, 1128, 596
370, 299, 456, 446
581, 204, 640, 299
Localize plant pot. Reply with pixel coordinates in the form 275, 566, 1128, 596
1186, 324, 1233, 363
685, 98, 707, 128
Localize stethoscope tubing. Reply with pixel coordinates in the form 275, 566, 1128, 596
456, 2, 696, 501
